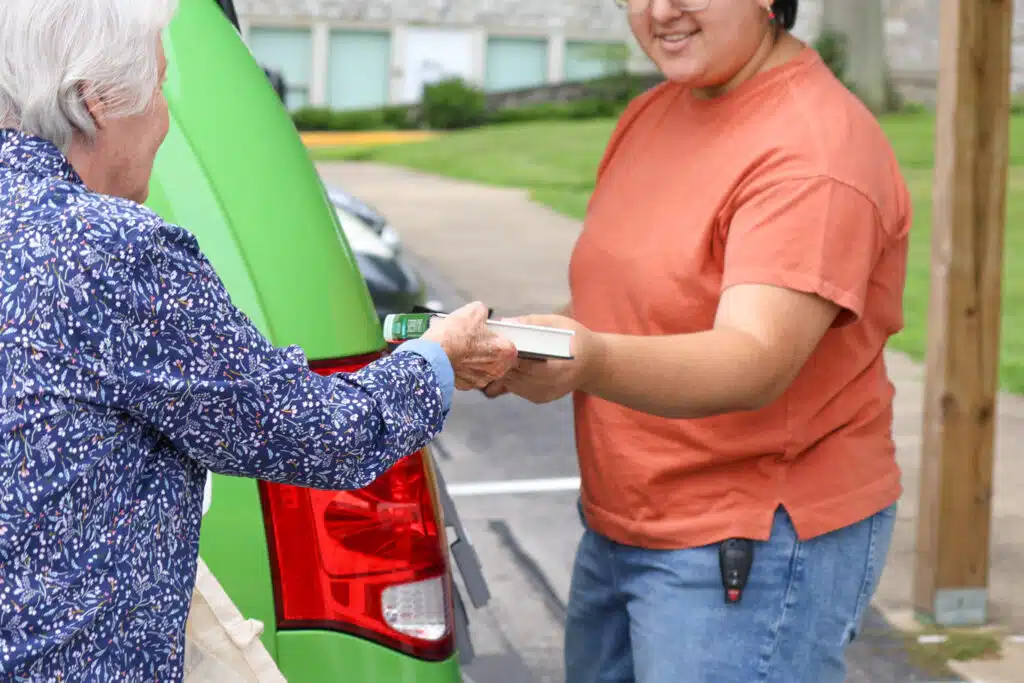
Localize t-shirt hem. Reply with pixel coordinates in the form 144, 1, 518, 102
581, 499, 777, 550
784, 470, 903, 540
581, 472, 903, 550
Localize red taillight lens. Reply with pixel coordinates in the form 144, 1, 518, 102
308, 352, 386, 375
258, 351, 454, 661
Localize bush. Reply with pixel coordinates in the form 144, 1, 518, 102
883, 75, 906, 113
420, 78, 487, 130
489, 102, 574, 125
588, 73, 649, 106
291, 106, 403, 131
813, 29, 908, 114
328, 108, 387, 131
381, 105, 418, 130
814, 29, 849, 84
291, 106, 334, 131
290, 72, 645, 133
488, 98, 622, 125
566, 98, 620, 119
899, 101, 928, 115
1011, 95, 1024, 116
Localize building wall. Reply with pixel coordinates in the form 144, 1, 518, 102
794, 0, 1024, 101
238, 0, 1024, 110
236, 0, 633, 110
485, 37, 550, 92
237, 0, 627, 34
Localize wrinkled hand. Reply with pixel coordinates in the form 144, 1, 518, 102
481, 379, 510, 399
422, 302, 518, 390
499, 315, 601, 404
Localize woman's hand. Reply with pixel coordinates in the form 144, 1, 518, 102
498, 315, 604, 404
423, 302, 519, 390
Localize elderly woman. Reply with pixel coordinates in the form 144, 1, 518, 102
491, 1, 911, 682
0, 0, 516, 679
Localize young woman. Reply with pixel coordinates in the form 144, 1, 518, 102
491, 1, 910, 681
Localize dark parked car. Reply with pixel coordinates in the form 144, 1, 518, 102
261, 66, 288, 103
326, 186, 437, 322
327, 185, 403, 252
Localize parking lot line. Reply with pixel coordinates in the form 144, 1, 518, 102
447, 477, 581, 498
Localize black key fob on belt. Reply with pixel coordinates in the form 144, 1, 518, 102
719, 538, 754, 604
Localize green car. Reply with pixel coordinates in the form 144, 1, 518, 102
144, 1, 484, 680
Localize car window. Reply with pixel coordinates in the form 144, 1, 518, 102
213, 0, 240, 29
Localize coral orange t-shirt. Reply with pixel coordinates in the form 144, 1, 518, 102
570, 47, 911, 549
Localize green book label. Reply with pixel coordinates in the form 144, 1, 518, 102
404, 316, 429, 336
383, 313, 434, 342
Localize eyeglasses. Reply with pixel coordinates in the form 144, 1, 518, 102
613, 0, 713, 14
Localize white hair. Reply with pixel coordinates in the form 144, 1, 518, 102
0, 0, 179, 153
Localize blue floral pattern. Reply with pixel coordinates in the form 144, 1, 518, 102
0, 129, 447, 681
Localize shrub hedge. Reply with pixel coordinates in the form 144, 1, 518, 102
293, 51, 934, 133
292, 75, 645, 132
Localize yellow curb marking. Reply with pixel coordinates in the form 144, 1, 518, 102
300, 130, 440, 148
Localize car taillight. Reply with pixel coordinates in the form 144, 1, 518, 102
258, 350, 454, 661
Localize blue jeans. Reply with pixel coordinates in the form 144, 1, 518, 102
565, 503, 897, 683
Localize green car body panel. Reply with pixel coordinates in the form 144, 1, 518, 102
142, 1, 461, 680
276, 633, 461, 682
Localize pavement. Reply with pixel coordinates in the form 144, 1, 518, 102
316, 161, 1024, 682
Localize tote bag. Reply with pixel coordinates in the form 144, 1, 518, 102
183, 557, 287, 683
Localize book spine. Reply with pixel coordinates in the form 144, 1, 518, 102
382, 312, 436, 344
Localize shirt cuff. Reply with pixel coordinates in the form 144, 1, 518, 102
393, 339, 454, 412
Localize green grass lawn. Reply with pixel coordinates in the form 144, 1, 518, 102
311, 112, 1024, 393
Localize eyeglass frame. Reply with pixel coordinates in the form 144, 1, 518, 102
613, 0, 714, 14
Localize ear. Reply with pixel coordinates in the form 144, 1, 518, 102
77, 83, 110, 131
757, 0, 774, 12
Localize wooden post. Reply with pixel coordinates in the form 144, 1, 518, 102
913, 0, 1013, 627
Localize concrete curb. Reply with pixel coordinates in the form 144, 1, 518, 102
872, 603, 1024, 683
946, 640, 1024, 683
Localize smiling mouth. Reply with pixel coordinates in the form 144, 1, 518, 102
657, 30, 700, 44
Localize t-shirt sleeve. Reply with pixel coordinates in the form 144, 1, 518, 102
721, 175, 885, 326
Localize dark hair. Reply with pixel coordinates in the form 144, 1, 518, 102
772, 0, 798, 30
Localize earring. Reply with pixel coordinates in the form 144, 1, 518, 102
767, 6, 776, 20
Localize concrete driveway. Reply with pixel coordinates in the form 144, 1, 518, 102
319, 162, 579, 317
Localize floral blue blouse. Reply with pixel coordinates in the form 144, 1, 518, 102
0, 129, 454, 681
